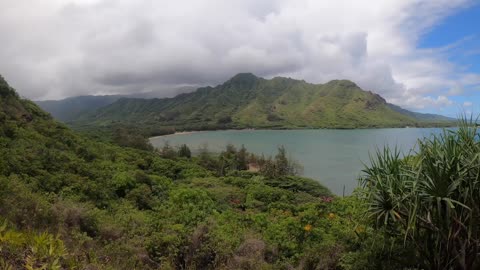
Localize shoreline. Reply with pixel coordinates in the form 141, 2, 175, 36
149, 125, 458, 139
150, 128, 257, 139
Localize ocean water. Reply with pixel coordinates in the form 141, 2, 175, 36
150, 128, 447, 195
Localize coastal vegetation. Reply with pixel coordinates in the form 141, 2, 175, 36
361, 119, 480, 269
1, 74, 478, 269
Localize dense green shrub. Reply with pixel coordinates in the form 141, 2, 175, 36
361, 120, 480, 270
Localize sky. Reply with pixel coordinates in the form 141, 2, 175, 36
0, 0, 479, 116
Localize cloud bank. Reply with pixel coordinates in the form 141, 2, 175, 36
0, 0, 478, 111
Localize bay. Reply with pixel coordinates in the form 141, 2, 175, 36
150, 128, 447, 195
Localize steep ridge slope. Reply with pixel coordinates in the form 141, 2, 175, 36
77, 73, 453, 130
0, 75, 211, 268
35, 95, 122, 122
35, 86, 198, 122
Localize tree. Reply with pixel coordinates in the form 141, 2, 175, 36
225, 143, 237, 155
218, 144, 238, 175
178, 144, 191, 158
160, 141, 177, 159
236, 144, 248, 170
113, 126, 154, 151
275, 145, 289, 176
197, 144, 218, 171
256, 146, 302, 178
259, 157, 276, 178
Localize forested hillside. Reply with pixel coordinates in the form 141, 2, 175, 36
75, 73, 453, 133
0, 74, 377, 269
35, 95, 122, 122
35, 86, 197, 122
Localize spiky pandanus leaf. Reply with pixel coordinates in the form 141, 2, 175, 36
360, 118, 480, 270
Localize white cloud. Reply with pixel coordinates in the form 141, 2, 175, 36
391, 94, 454, 110
448, 84, 464, 95
463, 101, 473, 107
0, 0, 477, 112
435, 95, 454, 107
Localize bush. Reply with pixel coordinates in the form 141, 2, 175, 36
361, 121, 480, 269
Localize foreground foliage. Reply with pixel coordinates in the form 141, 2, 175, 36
361, 120, 480, 270
1, 75, 397, 269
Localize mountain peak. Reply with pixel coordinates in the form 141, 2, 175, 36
325, 79, 358, 88
224, 73, 259, 89
230, 72, 258, 80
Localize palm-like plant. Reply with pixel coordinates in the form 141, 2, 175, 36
360, 118, 480, 270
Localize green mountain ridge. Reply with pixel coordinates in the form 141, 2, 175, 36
35, 95, 122, 122
35, 86, 197, 122
75, 73, 453, 131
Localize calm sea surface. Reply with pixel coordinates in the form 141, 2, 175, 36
150, 128, 448, 195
